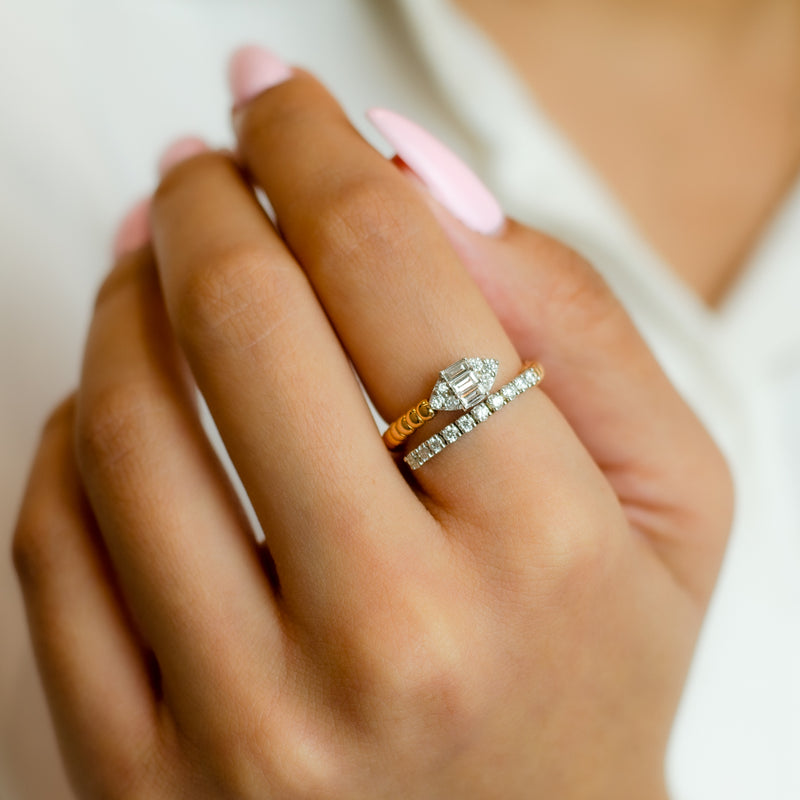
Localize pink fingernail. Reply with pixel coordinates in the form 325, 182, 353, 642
157, 136, 209, 177
112, 197, 151, 258
366, 108, 505, 236
228, 44, 293, 106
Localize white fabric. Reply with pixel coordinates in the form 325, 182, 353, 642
1, 1, 797, 798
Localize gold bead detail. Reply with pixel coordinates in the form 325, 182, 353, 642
383, 399, 436, 450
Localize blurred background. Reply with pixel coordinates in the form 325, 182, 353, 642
2, 2, 799, 799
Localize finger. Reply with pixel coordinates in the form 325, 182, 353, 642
149, 145, 427, 623
112, 197, 151, 259
12, 398, 160, 794
230, 51, 609, 528
75, 243, 284, 699
229, 57, 518, 423
417, 195, 733, 601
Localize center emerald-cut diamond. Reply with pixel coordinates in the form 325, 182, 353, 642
429, 358, 500, 411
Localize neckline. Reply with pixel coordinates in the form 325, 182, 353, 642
395, 0, 800, 364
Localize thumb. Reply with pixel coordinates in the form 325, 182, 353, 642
368, 109, 732, 604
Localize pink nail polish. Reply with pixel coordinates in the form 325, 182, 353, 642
112, 198, 151, 258
228, 45, 293, 106
367, 108, 504, 236
158, 136, 209, 177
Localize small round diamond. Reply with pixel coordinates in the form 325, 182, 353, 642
456, 414, 475, 434
441, 424, 461, 444
405, 451, 422, 469
472, 404, 491, 424
524, 368, 539, 387
501, 384, 517, 400
514, 376, 527, 392
427, 435, 445, 455
488, 394, 505, 411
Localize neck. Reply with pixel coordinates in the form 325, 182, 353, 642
468, 0, 799, 32
455, 0, 800, 59
452, 0, 800, 306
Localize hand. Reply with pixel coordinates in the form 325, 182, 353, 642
13, 48, 732, 799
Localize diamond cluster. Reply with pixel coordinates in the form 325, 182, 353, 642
405, 364, 543, 470
429, 358, 500, 411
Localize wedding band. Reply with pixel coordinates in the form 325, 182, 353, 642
383, 357, 500, 450
404, 362, 544, 470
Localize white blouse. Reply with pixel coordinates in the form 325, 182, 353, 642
0, 1, 797, 797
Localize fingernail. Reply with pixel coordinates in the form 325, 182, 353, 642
228, 44, 293, 107
157, 136, 209, 177
366, 108, 505, 236
112, 197, 151, 258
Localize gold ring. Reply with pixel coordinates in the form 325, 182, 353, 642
383, 357, 500, 450
404, 361, 544, 470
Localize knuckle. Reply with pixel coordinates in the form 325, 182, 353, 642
393, 648, 472, 734
76, 381, 151, 473
175, 242, 295, 355
538, 244, 630, 346
243, 87, 313, 152
41, 394, 77, 438
552, 520, 618, 588
11, 517, 53, 590
569, 504, 625, 577
240, 77, 334, 156
13, 398, 78, 590
340, 597, 477, 741
230, 733, 340, 800
191, 709, 341, 800
311, 177, 411, 265
270, 750, 347, 800
153, 150, 228, 209
94, 252, 149, 312
383, 646, 476, 757
519, 492, 626, 594
11, 499, 79, 594
97, 731, 173, 800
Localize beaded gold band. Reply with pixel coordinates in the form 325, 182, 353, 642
404, 361, 544, 471
383, 357, 500, 451
383, 399, 436, 449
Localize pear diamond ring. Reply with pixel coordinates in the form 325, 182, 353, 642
404, 362, 544, 471
383, 357, 500, 450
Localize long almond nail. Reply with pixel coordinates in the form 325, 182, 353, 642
112, 198, 151, 258
367, 108, 504, 236
228, 44, 293, 107
157, 136, 209, 177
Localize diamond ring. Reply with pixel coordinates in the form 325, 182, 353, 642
383, 357, 500, 450
404, 361, 544, 470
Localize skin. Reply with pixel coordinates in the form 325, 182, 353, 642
12, 67, 733, 799
455, 0, 800, 305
